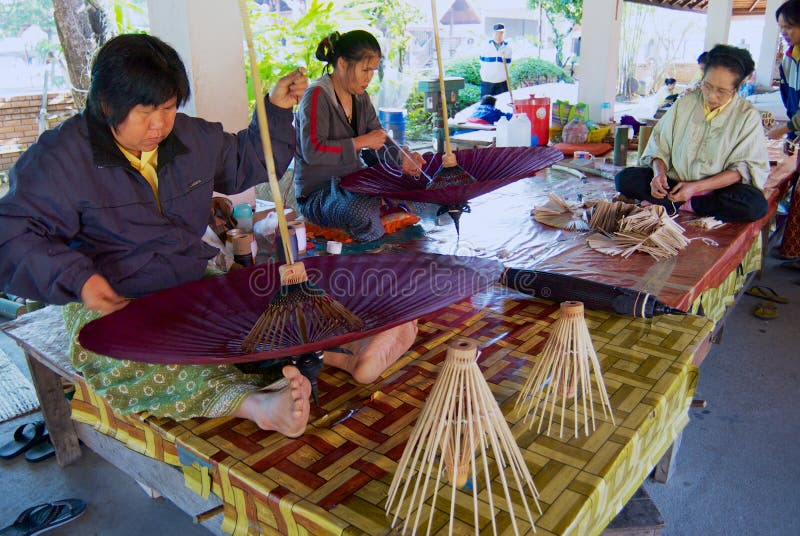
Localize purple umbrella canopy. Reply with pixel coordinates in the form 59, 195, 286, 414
79, 253, 502, 365
341, 146, 563, 205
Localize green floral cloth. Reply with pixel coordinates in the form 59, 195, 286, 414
64, 302, 273, 419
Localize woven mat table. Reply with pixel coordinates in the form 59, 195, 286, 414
3, 288, 712, 535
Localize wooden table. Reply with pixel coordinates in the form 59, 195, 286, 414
3, 290, 713, 535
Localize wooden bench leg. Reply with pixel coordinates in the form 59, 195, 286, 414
652, 432, 682, 484
25, 352, 82, 466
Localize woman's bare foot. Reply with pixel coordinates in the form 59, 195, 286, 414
234, 366, 311, 437
325, 320, 419, 383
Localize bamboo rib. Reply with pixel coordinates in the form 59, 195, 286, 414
429, 0, 455, 163
514, 301, 615, 438
386, 339, 540, 535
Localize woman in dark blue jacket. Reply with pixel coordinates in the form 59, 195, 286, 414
0, 34, 319, 437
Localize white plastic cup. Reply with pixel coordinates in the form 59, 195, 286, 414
326, 240, 342, 255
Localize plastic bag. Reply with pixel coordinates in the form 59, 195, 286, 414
562, 118, 589, 144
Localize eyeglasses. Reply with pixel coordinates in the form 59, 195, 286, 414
700, 80, 736, 98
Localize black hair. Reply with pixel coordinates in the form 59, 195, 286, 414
776, 0, 800, 26
664, 78, 676, 86
703, 44, 755, 86
315, 30, 381, 74
480, 95, 497, 106
86, 34, 190, 129
697, 51, 708, 65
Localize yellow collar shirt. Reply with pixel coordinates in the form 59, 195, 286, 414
115, 143, 160, 209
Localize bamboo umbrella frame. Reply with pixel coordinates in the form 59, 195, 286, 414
514, 301, 615, 439
386, 339, 540, 536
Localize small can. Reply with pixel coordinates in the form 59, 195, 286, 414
288, 220, 306, 255
228, 229, 253, 266
225, 228, 248, 255
326, 240, 342, 255
276, 225, 299, 262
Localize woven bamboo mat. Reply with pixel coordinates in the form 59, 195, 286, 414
0, 348, 39, 422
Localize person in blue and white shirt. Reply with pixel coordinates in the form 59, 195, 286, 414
479, 23, 512, 97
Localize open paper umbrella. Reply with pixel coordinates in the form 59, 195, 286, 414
340, 146, 563, 233
79, 253, 501, 365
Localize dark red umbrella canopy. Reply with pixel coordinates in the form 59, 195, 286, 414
78, 253, 502, 365
340, 146, 563, 205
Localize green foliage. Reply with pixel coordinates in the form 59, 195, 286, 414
510, 58, 572, 86
444, 58, 481, 86
528, 0, 583, 68
444, 58, 482, 110
111, 0, 149, 34
360, 0, 420, 72
404, 90, 433, 142
0, 0, 56, 39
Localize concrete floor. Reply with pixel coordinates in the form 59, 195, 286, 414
0, 250, 798, 535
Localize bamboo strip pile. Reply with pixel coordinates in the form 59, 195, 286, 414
588, 203, 689, 260
386, 339, 540, 536
532, 193, 591, 231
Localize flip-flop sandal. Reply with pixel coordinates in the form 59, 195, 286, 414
24, 435, 54, 464
0, 498, 86, 536
753, 301, 778, 320
745, 285, 790, 304
0, 421, 45, 460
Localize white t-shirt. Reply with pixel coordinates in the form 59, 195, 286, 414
479, 40, 512, 84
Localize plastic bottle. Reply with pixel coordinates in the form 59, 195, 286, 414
600, 101, 612, 124
233, 203, 253, 232
495, 116, 510, 147
509, 113, 532, 146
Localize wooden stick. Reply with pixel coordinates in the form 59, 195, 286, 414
238, 0, 293, 264
429, 0, 456, 163
502, 52, 514, 104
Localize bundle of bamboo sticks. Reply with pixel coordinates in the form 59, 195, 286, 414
588, 201, 689, 260
532, 193, 591, 231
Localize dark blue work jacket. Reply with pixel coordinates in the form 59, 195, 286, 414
0, 99, 294, 304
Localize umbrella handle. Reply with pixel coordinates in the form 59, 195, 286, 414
502, 54, 514, 104
238, 0, 294, 265
429, 0, 454, 160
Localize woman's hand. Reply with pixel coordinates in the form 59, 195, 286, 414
401, 149, 425, 176
80, 273, 128, 315
667, 181, 697, 204
269, 68, 308, 109
355, 129, 387, 151
767, 123, 790, 141
650, 172, 670, 199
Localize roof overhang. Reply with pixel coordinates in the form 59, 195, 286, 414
624, 0, 766, 16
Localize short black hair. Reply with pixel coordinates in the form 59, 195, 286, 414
776, 0, 800, 26
703, 44, 755, 86
86, 34, 191, 128
664, 78, 676, 86
697, 51, 708, 65
480, 95, 497, 106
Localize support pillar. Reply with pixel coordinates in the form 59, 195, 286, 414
146, 0, 248, 131
577, 0, 621, 123
756, 0, 785, 88
705, 0, 733, 51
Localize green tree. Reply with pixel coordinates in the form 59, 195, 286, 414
360, 0, 421, 72
0, 0, 57, 39
527, 0, 582, 68
247, 0, 367, 102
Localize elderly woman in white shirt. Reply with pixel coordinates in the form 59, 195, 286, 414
615, 44, 769, 222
